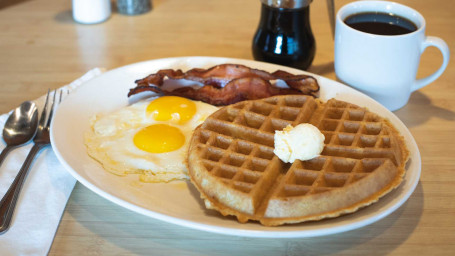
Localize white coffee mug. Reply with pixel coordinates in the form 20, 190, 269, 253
334, 1, 450, 111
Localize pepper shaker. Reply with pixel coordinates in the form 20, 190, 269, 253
117, 0, 152, 15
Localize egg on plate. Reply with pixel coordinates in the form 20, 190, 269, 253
84, 96, 219, 182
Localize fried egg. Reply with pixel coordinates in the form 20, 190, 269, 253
84, 96, 218, 182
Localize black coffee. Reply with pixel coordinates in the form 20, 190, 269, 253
344, 12, 417, 35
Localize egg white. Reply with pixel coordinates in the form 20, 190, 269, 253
84, 97, 218, 182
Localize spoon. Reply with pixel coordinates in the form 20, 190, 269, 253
0, 101, 38, 167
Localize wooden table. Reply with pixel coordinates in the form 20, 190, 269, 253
1, 0, 454, 255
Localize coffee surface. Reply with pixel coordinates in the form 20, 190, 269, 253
344, 12, 417, 35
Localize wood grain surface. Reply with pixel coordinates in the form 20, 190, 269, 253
0, 0, 454, 255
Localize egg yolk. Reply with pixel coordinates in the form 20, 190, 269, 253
146, 96, 196, 124
133, 124, 185, 153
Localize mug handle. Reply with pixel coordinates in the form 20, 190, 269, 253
412, 36, 450, 92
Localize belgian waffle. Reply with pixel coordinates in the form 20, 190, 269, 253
188, 95, 409, 226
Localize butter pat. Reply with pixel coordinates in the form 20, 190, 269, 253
273, 124, 325, 163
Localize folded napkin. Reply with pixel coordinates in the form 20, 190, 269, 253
0, 68, 103, 256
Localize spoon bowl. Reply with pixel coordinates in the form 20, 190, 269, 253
0, 101, 38, 166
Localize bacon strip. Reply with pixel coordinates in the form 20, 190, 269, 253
128, 64, 319, 105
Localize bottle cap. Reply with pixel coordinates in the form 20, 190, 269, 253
260, 0, 312, 9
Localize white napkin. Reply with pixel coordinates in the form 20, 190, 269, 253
0, 68, 104, 256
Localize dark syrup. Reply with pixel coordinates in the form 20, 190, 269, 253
252, 4, 315, 70
344, 12, 417, 35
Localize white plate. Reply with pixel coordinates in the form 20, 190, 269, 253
50, 56, 421, 238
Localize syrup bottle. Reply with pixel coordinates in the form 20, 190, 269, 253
252, 0, 315, 70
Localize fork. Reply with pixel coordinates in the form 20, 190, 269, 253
0, 89, 62, 234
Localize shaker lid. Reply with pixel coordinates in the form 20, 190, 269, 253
260, 0, 312, 9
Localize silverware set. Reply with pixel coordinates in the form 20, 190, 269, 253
0, 89, 64, 234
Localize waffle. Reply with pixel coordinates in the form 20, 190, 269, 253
188, 95, 409, 226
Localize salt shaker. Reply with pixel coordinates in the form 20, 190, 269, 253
252, 0, 315, 70
72, 0, 111, 24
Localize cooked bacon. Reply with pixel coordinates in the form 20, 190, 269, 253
136, 77, 306, 106
128, 64, 319, 105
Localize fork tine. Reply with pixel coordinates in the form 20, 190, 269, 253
39, 89, 50, 128
45, 90, 58, 128
59, 90, 63, 104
